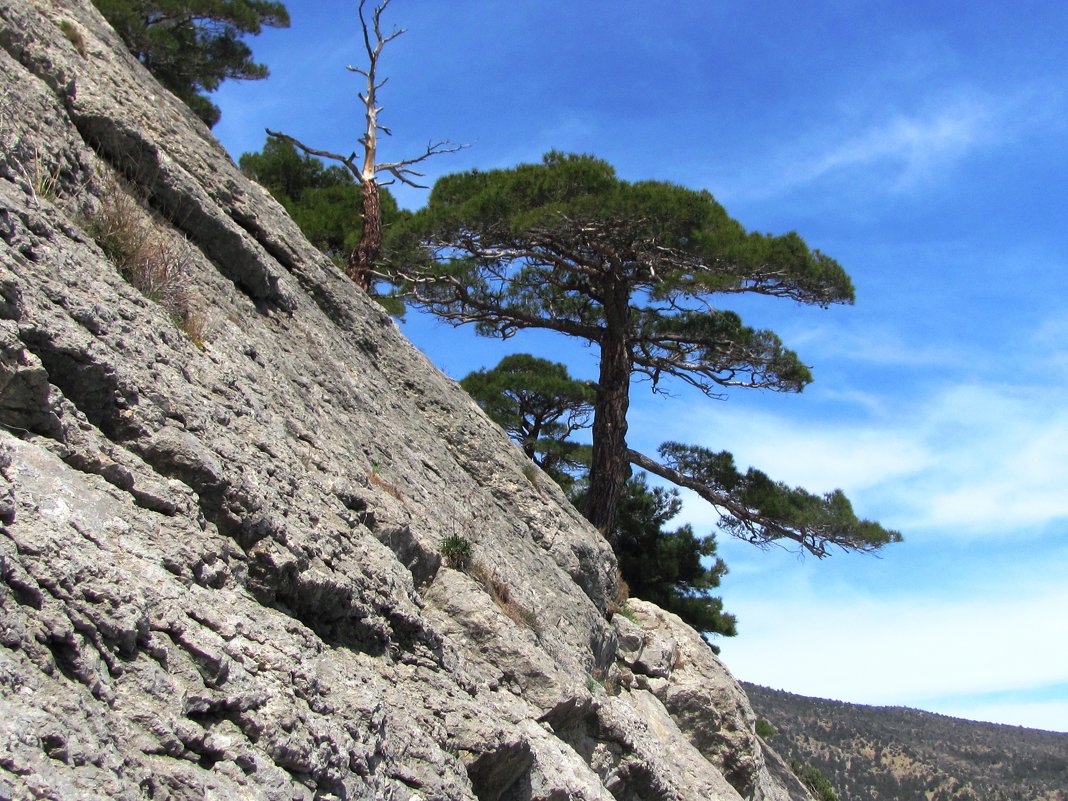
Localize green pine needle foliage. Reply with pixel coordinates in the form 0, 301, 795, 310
91, 0, 290, 127
592, 475, 738, 639
659, 442, 902, 555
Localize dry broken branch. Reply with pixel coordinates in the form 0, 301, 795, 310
266, 0, 463, 290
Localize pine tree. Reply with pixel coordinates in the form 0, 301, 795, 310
387, 152, 902, 557
460, 354, 594, 490
92, 0, 289, 127
462, 354, 736, 639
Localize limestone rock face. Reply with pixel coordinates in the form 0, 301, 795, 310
0, 2, 813, 799
612, 601, 813, 801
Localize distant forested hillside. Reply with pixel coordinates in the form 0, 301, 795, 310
744, 683, 1068, 801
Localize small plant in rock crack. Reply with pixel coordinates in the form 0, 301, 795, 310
81, 167, 209, 346
470, 561, 540, 634
25, 146, 65, 204
1, 92, 72, 207
368, 463, 405, 503
440, 533, 474, 570
57, 19, 88, 57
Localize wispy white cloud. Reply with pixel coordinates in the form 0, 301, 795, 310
651, 376, 1068, 535
720, 80, 1067, 201
799, 100, 992, 189
726, 577, 1068, 732
780, 319, 968, 370
895, 383, 1068, 531
1032, 313, 1068, 379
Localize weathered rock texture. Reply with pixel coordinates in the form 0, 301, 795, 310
0, 2, 812, 799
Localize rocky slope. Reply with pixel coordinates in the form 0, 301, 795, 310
0, 1, 811, 798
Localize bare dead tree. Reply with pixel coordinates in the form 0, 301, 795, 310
267, 0, 463, 290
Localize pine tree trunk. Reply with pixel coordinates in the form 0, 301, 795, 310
585, 285, 631, 539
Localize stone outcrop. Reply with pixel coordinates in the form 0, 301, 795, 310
612, 601, 813, 801
0, 1, 812, 799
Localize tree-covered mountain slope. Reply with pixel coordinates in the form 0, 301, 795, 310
745, 683, 1068, 801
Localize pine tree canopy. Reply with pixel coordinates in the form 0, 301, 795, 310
387, 151, 854, 396
385, 151, 898, 549
460, 354, 594, 488
92, 0, 290, 127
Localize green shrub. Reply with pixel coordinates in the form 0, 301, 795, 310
755, 719, 777, 740
791, 761, 840, 801
440, 534, 474, 570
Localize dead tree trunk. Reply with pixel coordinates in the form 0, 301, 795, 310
350, 180, 381, 290
266, 0, 461, 291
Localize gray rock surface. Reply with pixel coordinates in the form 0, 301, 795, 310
612, 600, 813, 801
0, 1, 814, 798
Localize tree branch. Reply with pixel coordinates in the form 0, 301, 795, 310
378, 140, 467, 187
265, 129, 364, 183
390, 267, 603, 341
626, 448, 896, 558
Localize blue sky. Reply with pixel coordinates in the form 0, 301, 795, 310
212, 1, 1068, 732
